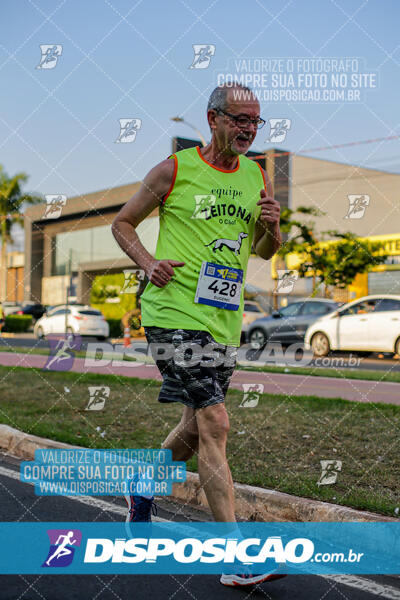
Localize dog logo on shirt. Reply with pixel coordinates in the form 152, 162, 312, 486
205, 232, 248, 256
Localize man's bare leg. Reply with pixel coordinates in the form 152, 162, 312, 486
195, 403, 235, 522
161, 406, 199, 461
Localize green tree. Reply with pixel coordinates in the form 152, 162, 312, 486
0, 166, 42, 301
319, 231, 388, 296
279, 205, 324, 245
278, 206, 326, 295
277, 208, 388, 297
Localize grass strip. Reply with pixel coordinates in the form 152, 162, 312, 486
0, 365, 399, 517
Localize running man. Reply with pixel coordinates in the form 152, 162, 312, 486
112, 83, 283, 587
44, 334, 75, 370
45, 531, 77, 566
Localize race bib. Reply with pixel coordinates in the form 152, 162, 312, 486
194, 261, 243, 311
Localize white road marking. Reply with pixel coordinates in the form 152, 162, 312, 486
0, 463, 163, 520
0, 462, 216, 542
322, 575, 400, 599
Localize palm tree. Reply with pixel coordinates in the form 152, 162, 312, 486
0, 166, 42, 301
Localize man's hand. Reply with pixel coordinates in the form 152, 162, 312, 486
256, 189, 280, 225
254, 185, 282, 260
147, 259, 185, 288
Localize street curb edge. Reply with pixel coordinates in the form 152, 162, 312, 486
0, 424, 395, 523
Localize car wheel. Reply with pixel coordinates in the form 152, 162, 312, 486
97, 336, 107, 341
36, 326, 45, 339
249, 328, 267, 350
311, 332, 330, 357
394, 337, 400, 359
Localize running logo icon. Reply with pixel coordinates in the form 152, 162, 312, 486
317, 460, 342, 486
344, 195, 370, 219
191, 194, 216, 219
43, 334, 81, 371
274, 270, 298, 294
42, 195, 67, 219
36, 45, 63, 69
240, 383, 264, 408
42, 529, 81, 567
189, 45, 215, 69
267, 119, 291, 143
120, 269, 145, 294
85, 386, 110, 411
115, 119, 142, 143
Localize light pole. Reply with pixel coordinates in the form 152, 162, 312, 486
64, 249, 73, 336
170, 117, 207, 147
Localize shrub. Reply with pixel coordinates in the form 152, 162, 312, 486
4, 315, 33, 333
92, 303, 126, 319
106, 318, 122, 338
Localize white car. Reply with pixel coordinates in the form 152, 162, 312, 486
34, 305, 109, 340
2, 301, 23, 316
304, 294, 400, 357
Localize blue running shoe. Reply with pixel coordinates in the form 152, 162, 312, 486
124, 493, 157, 523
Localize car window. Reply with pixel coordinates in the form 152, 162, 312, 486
78, 309, 103, 316
244, 304, 261, 312
279, 303, 301, 317
375, 298, 400, 312
301, 302, 333, 316
47, 306, 65, 315
340, 299, 379, 316
49, 309, 70, 316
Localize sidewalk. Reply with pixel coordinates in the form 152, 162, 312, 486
0, 350, 398, 405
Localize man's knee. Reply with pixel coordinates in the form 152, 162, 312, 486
180, 407, 199, 438
196, 403, 230, 441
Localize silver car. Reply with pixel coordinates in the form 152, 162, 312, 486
247, 298, 339, 348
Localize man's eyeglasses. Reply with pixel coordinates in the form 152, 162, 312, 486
215, 109, 266, 130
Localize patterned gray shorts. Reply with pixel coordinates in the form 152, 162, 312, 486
144, 326, 238, 410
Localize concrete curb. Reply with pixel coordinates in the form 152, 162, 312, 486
0, 424, 396, 523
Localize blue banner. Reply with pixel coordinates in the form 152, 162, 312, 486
0, 522, 399, 574
20, 449, 186, 496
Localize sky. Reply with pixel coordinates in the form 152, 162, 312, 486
1, 0, 399, 216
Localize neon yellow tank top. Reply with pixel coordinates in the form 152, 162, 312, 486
141, 146, 265, 347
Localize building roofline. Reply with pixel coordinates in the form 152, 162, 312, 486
281, 150, 400, 177
25, 180, 141, 221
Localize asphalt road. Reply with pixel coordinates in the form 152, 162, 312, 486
1, 453, 400, 600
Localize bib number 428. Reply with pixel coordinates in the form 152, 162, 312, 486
194, 261, 243, 311
208, 280, 238, 297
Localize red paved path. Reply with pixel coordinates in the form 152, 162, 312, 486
1, 351, 398, 405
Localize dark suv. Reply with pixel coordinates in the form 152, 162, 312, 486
11, 302, 47, 323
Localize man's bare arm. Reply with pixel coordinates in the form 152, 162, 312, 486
112, 158, 185, 288
253, 168, 282, 260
